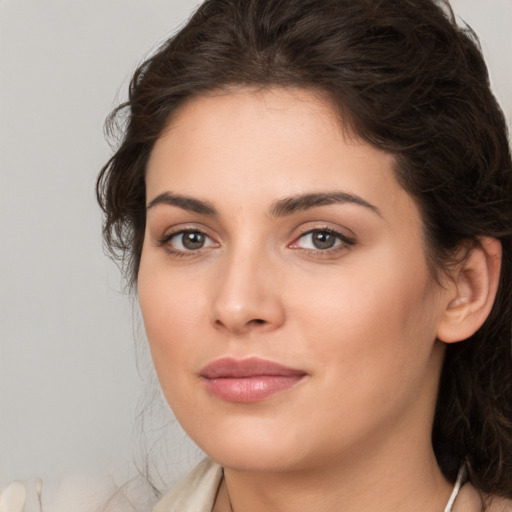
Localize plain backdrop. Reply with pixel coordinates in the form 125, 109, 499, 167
1, 0, 511, 502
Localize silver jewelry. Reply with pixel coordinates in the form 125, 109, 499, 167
222, 464, 467, 512
444, 464, 467, 512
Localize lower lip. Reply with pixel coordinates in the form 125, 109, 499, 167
202, 375, 305, 402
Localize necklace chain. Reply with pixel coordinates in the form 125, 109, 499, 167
222, 468, 233, 512
222, 465, 466, 512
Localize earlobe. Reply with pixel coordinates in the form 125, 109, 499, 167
436, 237, 502, 344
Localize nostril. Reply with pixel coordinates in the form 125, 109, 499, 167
250, 319, 266, 325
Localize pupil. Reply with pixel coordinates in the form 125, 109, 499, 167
313, 231, 335, 249
183, 232, 205, 250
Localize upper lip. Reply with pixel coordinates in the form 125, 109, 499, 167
200, 357, 307, 379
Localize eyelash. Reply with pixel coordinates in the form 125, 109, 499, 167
157, 227, 356, 258
157, 229, 218, 258
290, 227, 356, 256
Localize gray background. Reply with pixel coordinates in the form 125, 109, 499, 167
1, 0, 511, 504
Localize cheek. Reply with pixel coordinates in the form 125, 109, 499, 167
137, 260, 209, 389
290, 272, 442, 451
292, 247, 441, 383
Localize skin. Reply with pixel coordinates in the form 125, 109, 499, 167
138, 87, 481, 512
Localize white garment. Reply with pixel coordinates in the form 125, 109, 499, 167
152, 459, 222, 512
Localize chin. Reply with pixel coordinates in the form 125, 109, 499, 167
187, 416, 346, 475
205, 443, 304, 473
181, 414, 308, 472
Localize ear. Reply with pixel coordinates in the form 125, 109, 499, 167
436, 237, 502, 343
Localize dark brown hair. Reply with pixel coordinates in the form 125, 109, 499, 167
97, 0, 512, 497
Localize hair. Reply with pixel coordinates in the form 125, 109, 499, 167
97, 0, 512, 498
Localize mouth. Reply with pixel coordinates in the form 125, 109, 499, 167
199, 357, 307, 403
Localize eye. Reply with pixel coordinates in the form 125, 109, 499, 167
290, 228, 355, 252
300, 230, 338, 250
162, 229, 217, 253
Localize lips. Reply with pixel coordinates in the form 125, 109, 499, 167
200, 357, 307, 402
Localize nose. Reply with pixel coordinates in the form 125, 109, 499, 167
210, 249, 285, 335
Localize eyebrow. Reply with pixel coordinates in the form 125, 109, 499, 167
269, 192, 381, 217
147, 192, 218, 215
146, 190, 380, 217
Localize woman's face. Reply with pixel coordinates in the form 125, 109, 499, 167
138, 88, 450, 472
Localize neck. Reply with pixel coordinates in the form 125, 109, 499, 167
217, 439, 452, 512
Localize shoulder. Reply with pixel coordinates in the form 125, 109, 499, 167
152, 458, 223, 512
455, 484, 512, 512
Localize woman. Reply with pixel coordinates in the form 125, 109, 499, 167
97, 0, 512, 510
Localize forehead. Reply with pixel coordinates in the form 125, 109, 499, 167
146, 87, 418, 225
